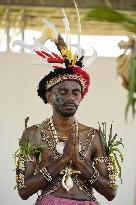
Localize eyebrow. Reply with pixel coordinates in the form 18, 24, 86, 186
72, 88, 81, 92
58, 88, 81, 92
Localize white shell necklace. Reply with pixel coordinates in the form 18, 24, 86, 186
48, 116, 80, 155
48, 116, 81, 191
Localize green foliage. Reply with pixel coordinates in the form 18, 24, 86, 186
84, 7, 136, 33
125, 57, 136, 119
99, 122, 124, 184
13, 139, 45, 163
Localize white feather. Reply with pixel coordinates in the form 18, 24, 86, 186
38, 18, 58, 44
33, 38, 50, 52
83, 48, 97, 69
69, 43, 82, 58
62, 8, 70, 45
74, 1, 81, 51
12, 38, 50, 53
12, 40, 35, 50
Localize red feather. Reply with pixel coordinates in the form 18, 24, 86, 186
34, 50, 46, 58
35, 50, 64, 64
41, 51, 52, 58
73, 66, 90, 98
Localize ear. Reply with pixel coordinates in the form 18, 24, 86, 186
45, 90, 52, 104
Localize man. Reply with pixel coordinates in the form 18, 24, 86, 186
14, 8, 117, 204
15, 64, 117, 205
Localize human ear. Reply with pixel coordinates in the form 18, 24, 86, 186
45, 90, 52, 104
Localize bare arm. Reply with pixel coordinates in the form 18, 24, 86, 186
18, 158, 68, 200
16, 127, 75, 200
73, 130, 117, 201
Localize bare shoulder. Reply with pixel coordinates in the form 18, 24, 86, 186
19, 125, 39, 146
78, 122, 94, 133
78, 122, 100, 141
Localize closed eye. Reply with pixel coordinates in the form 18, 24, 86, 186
72, 89, 81, 96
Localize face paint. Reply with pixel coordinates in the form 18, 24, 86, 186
51, 80, 82, 117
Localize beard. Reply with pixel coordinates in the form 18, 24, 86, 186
58, 109, 77, 117
53, 102, 78, 117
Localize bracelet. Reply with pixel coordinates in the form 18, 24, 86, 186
89, 166, 99, 184
40, 167, 52, 182
93, 156, 109, 164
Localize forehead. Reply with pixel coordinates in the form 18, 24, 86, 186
53, 80, 81, 90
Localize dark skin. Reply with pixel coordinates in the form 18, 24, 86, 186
18, 80, 117, 201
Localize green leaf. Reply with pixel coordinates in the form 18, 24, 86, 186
113, 153, 123, 183
108, 133, 118, 148
109, 155, 118, 175
98, 122, 107, 155
84, 7, 136, 33
109, 147, 124, 162
125, 58, 136, 119
13, 142, 46, 163
84, 7, 126, 23
110, 139, 124, 149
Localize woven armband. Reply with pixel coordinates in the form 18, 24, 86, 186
94, 157, 117, 189
16, 156, 26, 189
40, 167, 52, 182
93, 156, 109, 164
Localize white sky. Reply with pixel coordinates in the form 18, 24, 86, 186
0, 29, 128, 57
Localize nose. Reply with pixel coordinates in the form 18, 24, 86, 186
66, 91, 75, 100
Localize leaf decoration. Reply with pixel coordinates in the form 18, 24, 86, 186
98, 122, 124, 184
13, 137, 45, 164
84, 7, 136, 33
125, 57, 136, 119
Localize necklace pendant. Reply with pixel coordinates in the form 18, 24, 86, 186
62, 168, 73, 191
56, 141, 65, 155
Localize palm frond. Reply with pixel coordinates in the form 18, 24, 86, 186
113, 153, 122, 183
13, 140, 45, 164
98, 122, 124, 184
125, 57, 136, 119
84, 7, 136, 33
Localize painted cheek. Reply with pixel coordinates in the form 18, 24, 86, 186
55, 95, 65, 106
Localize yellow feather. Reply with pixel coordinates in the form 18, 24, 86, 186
61, 49, 66, 56
68, 49, 72, 63
72, 54, 78, 66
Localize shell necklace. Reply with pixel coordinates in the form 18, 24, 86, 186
48, 116, 81, 191
48, 116, 80, 155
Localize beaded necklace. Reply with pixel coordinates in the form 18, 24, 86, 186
47, 116, 82, 191
48, 116, 81, 155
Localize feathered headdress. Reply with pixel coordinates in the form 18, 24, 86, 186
13, 1, 96, 102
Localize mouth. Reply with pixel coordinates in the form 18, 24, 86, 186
63, 103, 76, 108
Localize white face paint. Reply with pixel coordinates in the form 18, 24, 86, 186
51, 80, 82, 117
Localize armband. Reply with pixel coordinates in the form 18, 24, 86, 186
16, 156, 26, 189
93, 156, 109, 164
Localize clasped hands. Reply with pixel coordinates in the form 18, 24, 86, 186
62, 126, 83, 168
